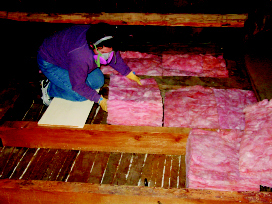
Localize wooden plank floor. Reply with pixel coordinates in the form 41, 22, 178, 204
0, 146, 186, 189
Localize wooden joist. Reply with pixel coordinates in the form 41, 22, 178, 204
0, 11, 248, 27
0, 179, 272, 204
0, 121, 190, 155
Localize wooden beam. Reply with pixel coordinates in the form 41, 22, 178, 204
0, 121, 191, 155
0, 179, 271, 204
0, 11, 247, 27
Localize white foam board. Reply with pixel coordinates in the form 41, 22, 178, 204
38, 98, 94, 128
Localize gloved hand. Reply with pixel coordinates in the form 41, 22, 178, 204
126, 71, 142, 85
98, 96, 108, 112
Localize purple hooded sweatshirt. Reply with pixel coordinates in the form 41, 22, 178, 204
38, 25, 131, 103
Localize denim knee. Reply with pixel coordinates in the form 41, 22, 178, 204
93, 75, 104, 89
86, 68, 105, 89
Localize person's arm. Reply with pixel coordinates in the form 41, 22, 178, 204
68, 50, 101, 103
108, 51, 131, 76
109, 51, 141, 85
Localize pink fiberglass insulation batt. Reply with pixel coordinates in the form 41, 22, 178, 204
123, 58, 163, 76
164, 86, 257, 129
186, 129, 260, 191
101, 51, 162, 76
239, 99, 272, 187
101, 59, 163, 76
202, 55, 226, 71
162, 54, 203, 74
109, 74, 160, 90
162, 54, 229, 78
214, 89, 257, 130
164, 86, 220, 129
104, 51, 228, 77
200, 55, 228, 78
120, 51, 160, 59
107, 75, 163, 127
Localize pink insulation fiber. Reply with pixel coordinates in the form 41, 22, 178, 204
107, 75, 163, 127
239, 99, 272, 187
214, 88, 257, 130
164, 86, 220, 129
186, 129, 260, 191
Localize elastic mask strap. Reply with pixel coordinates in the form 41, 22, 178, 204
114, 51, 117, 64
94, 44, 102, 67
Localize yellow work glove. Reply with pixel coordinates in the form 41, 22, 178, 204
98, 96, 108, 112
126, 71, 142, 85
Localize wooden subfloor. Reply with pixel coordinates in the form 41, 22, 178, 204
0, 146, 186, 188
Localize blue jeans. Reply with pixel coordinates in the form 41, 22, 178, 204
37, 54, 104, 101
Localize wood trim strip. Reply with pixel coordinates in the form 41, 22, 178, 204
0, 11, 248, 27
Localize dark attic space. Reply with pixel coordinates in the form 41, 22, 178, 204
1, 0, 272, 203
0, 21, 249, 88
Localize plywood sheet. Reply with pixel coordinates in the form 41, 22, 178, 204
38, 98, 94, 128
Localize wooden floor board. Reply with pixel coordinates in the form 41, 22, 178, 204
126, 153, 146, 186
113, 153, 133, 186
56, 150, 79, 182
86, 104, 100, 124
3, 89, 35, 122
153, 154, 166, 188
101, 152, 122, 185
169, 155, 180, 189
149, 154, 164, 187
178, 155, 186, 188
30, 149, 58, 180
162, 155, 172, 189
139, 154, 154, 187
41, 149, 64, 181
67, 151, 97, 183
88, 151, 110, 184
42, 149, 72, 181
0, 146, 15, 176
21, 148, 49, 180
91, 107, 108, 124
0, 147, 28, 179
9, 148, 37, 180
23, 103, 47, 121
